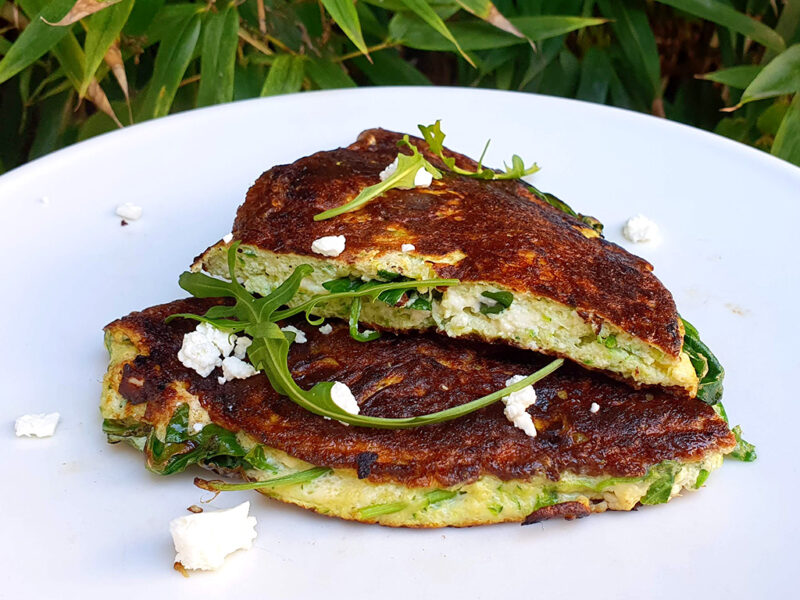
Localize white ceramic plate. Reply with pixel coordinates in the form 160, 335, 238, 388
2, 88, 797, 599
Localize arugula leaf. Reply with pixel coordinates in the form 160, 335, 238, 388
349, 296, 381, 342
314, 137, 442, 221
479, 290, 514, 315
170, 243, 564, 429
417, 120, 539, 180
195, 466, 332, 492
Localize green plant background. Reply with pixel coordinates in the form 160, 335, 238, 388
1, 0, 799, 173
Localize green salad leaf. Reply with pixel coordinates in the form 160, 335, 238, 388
681, 317, 724, 405
169, 243, 564, 429
712, 403, 757, 462
479, 290, 514, 315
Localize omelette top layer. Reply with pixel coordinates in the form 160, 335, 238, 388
196, 128, 698, 394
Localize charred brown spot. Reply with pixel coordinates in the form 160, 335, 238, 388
522, 501, 592, 525
356, 452, 379, 479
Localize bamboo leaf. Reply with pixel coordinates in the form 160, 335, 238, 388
305, 57, 357, 89
81, 0, 133, 96
699, 64, 763, 89
123, 0, 165, 36
104, 42, 129, 102
456, 0, 527, 41
772, 93, 800, 166
198, 5, 239, 107
353, 49, 431, 85
390, 14, 605, 51
319, 0, 370, 57
43, 0, 121, 26
398, 0, 475, 66
576, 47, 613, 104
136, 13, 202, 121
260, 54, 305, 96
655, 0, 786, 53
597, 0, 661, 102
0, 0, 76, 85
738, 45, 800, 105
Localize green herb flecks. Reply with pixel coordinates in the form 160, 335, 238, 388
170, 243, 564, 429
359, 502, 408, 518
417, 120, 539, 181
313, 135, 442, 221
479, 290, 514, 315
681, 317, 724, 405
323, 274, 434, 315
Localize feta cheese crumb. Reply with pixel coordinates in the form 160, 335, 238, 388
281, 325, 307, 343
222, 232, 233, 244
623, 214, 661, 244
169, 502, 257, 571
414, 167, 433, 187
590, 402, 600, 413
221, 356, 258, 381
115, 202, 142, 221
331, 382, 360, 415
178, 330, 223, 377
379, 157, 399, 181
192, 423, 205, 433
311, 235, 346, 257
233, 336, 252, 360
196, 322, 235, 357
318, 323, 333, 335
501, 375, 538, 438
15, 413, 60, 438
401, 243, 416, 252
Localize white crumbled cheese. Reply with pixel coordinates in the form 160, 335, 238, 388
318, 323, 333, 335
178, 329, 223, 377
281, 325, 307, 343
401, 243, 416, 252
170, 502, 257, 571
196, 322, 236, 357
115, 202, 142, 221
623, 214, 661, 244
222, 232, 233, 244
221, 356, 258, 381
217, 376, 227, 385
331, 382, 360, 415
233, 336, 252, 360
179, 323, 257, 381
590, 402, 600, 413
192, 423, 205, 433
15, 413, 60, 438
414, 167, 433, 187
379, 157, 399, 181
501, 375, 538, 438
311, 235, 346, 257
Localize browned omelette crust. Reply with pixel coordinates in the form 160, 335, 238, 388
109, 299, 734, 489
222, 128, 683, 357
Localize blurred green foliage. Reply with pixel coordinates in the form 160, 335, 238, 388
1, 0, 799, 173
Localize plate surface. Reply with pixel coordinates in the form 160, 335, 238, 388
1, 88, 797, 599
